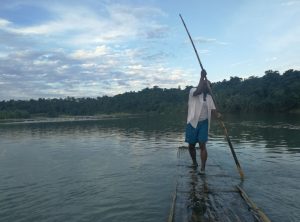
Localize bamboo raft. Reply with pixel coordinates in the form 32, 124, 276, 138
168, 147, 271, 222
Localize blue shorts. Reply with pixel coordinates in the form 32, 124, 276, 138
185, 119, 208, 144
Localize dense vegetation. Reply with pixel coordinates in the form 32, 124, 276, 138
213, 69, 300, 112
0, 69, 299, 119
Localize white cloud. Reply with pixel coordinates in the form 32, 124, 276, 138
71, 45, 110, 59
0, 18, 11, 27
193, 37, 228, 45
230, 59, 252, 67
281, 0, 300, 6
1, 3, 169, 46
33, 59, 59, 66
0, 2, 194, 100
0, 44, 191, 100
265, 57, 278, 62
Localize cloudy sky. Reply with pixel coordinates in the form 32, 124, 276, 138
0, 0, 299, 100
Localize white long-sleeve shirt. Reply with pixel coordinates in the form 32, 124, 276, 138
187, 88, 216, 131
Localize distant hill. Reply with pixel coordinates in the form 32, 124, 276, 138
0, 69, 299, 119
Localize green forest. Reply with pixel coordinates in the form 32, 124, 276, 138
0, 69, 299, 119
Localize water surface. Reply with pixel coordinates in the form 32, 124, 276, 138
0, 113, 299, 222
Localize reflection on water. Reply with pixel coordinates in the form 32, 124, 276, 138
0, 113, 299, 222
211, 113, 300, 153
187, 168, 208, 221
0, 115, 185, 222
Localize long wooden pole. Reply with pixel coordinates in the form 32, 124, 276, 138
179, 14, 244, 179
179, 14, 204, 70
219, 118, 244, 179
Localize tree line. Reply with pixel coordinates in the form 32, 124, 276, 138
0, 69, 299, 119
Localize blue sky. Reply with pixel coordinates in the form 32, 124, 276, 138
0, 0, 299, 100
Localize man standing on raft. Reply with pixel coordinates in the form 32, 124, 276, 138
185, 69, 220, 174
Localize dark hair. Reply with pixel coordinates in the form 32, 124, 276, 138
201, 69, 207, 77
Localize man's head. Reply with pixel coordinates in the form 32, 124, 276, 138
195, 79, 209, 94
201, 69, 207, 79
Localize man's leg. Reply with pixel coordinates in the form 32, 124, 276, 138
188, 144, 198, 166
199, 142, 207, 171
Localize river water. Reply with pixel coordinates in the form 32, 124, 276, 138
0, 113, 299, 222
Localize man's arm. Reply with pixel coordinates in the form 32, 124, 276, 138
211, 109, 222, 119
193, 78, 205, 96
193, 69, 208, 96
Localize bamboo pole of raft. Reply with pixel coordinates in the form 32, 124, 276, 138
167, 182, 177, 222
214, 108, 245, 179
236, 185, 271, 222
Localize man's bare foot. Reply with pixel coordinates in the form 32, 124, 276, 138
192, 161, 198, 167
199, 168, 205, 175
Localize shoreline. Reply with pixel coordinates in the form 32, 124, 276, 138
0, 113, 140, 125
0, 111, 299, 125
